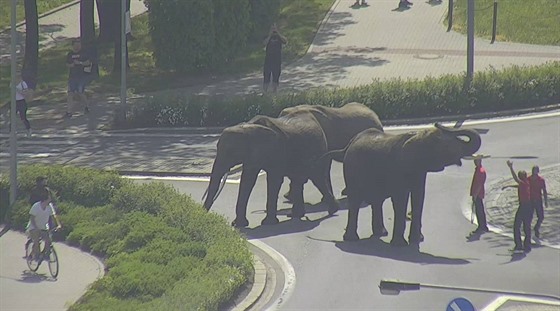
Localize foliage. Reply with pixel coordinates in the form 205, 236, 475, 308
0, 0, 75, 29
451, 0, 560, 45
2, 164, 253, 310
124, 62, 560, 128
248, 0, 281, 40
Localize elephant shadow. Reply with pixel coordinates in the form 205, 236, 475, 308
241, 210, 336, 239
333, 237, 471, 265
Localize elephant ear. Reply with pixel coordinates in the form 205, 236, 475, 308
401, 130, 439, 171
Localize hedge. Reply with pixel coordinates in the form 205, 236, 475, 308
0, 165, 253, 311
123, 62, 560, 128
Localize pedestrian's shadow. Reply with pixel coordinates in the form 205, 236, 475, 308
427, 0, 443, 6
350, 3, 370, 9
392, 5, 411, 12
312, 236, 471, 265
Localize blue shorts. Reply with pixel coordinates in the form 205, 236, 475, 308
68, 77, 87, 93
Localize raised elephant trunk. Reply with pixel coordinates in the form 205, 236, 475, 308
203, 156, 236, 210
435, 123, 481, 156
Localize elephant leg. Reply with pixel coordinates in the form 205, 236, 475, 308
408, 173, 427, 245
232, 168, 259, 227
343, 195, 361, 241
283, 181, 295, 202
320, 160, 335, 202
262, 171, 283, 225
288, 177, 306, 218
390, 192, 410, 246
371, 199, 388, 237
310, 173, 339, 216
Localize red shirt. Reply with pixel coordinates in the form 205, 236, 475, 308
518, 179, 531, 204
470, 166, 486, 199
529, 174, 546, 201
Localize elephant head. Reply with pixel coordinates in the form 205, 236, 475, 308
203, 122, 285, 211
402, 123, 481, 173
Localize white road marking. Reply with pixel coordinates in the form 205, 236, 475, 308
123, 170, 266, 183
481, 295, 560, 311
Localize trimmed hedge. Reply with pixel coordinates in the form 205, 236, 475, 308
124, 62, 560, 128
0, 165, 253, 311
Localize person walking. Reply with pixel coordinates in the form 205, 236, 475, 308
15, 73, 32, 137
470, 154, 489, 234
503, 161, 533, 253
65, 39, 91, 118
263, 24, 287, 94
529, 165, 548, 239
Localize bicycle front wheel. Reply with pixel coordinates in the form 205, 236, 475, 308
47, 246, 59, 278
25, 241, 40, 272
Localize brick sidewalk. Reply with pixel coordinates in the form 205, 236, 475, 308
484, 164, 559, 247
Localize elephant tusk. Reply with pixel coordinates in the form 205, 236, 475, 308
213, 171, 230, 203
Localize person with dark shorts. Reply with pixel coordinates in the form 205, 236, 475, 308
529, 165, 548, 239
15, 73, 32, 137
503, 161, 533, 253
263, 24, 287, 93
66, 39, 91, 118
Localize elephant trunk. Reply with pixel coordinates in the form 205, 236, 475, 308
203, 157, 234, 211
435, 123, 481, 155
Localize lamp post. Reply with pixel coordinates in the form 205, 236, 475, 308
9, 0, 18, 208
119, 0, 127, 122
379, 279, 560, 301
466, 0, 474, 89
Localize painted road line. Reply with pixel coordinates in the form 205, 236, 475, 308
481, 295, 560, 311
123, 170, 266, 184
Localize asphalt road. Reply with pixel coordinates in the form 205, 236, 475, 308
145, 114, 560, 310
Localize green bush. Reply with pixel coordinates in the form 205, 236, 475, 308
124, 62, 560, 128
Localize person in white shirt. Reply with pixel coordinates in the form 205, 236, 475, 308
15, 74, 32, 137
27, 194, 62, 261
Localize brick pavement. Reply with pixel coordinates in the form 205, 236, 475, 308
484, 164, 559, 248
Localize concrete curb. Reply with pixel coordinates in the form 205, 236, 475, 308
232, 253, 267, 311
0, 0, 80, 34
306, 0, 343, 55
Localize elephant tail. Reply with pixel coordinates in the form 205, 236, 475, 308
319, 148, 347, 163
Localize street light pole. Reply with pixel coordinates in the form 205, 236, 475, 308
9, 0, 18, 207
466, 0, 475, 89
120, 0, 127, 122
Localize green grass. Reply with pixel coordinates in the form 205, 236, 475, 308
452, 0, 560, 45
1, 0, 334, 103
0, 0, 76, 29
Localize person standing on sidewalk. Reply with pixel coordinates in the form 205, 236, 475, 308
263, 24, 287, 94
65, 39, 91, 118
503, 161, 533, 252
15, 73, 33, 137
469, 154, 489, 234
530, 165, 548, 239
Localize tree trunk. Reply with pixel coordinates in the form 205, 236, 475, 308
96, 0, 119, 42
80, 0, 95, 43
22, 0, 38, 89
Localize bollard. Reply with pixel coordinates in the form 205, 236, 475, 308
491, 0, 498, 43
447, 0, 454, 32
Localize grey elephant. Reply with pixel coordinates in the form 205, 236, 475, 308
279, 103, 384, 199
327, 123, 481, 246
203, 111, 339, 227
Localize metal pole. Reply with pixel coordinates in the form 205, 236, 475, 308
446, 0, 453, 32
9, 0, 18, 207
120, 0, 126, 122
466, 0, 475, 89
491, 0, 498, 44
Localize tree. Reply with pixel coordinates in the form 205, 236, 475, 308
80, 0, 95, 43
22, 0, 38, 89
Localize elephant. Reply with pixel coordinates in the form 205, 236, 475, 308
203, 110, 340, 227
326, 123, 481, 246
279, 103, 384, 199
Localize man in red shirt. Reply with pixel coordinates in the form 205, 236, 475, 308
530, 165, 548, 239
504, 161, 533, 252
470, 155, 488, 233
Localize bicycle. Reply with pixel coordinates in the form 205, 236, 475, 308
25, 229, 59, 278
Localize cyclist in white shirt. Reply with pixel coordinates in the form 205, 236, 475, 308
27, 194, 62, 261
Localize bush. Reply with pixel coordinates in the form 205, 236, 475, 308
145, 0, 252, 72
124, 62, 560, 128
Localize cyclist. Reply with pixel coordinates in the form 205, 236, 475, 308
26, 176, 59, 254
27, 193, 62, 261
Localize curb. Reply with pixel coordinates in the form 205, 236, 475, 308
232, 253, 268, 311
306, 0, 343, 55
0, 0, 80, 34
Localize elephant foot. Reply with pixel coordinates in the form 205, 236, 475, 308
288, 205, 305, 219
261, 216, 279, 225
231, 217, 249, 228
343, 230, 360, 241
327, 200, 340, 216
341, 188, 348, 196
408, 232, 425, 244
390, 236, 409, 247
372, 227, 389, 237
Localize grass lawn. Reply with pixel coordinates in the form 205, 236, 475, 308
0, 0, 76, 29
451, 0, 560, 45
0, 0, 334, 104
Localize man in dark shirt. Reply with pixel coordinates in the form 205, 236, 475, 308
504, 161, 533, 252
66, 39, 91, 118
263, 24, 287, 93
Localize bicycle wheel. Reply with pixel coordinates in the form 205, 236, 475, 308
47, 246, 59, 278
25, 241, 40, 272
